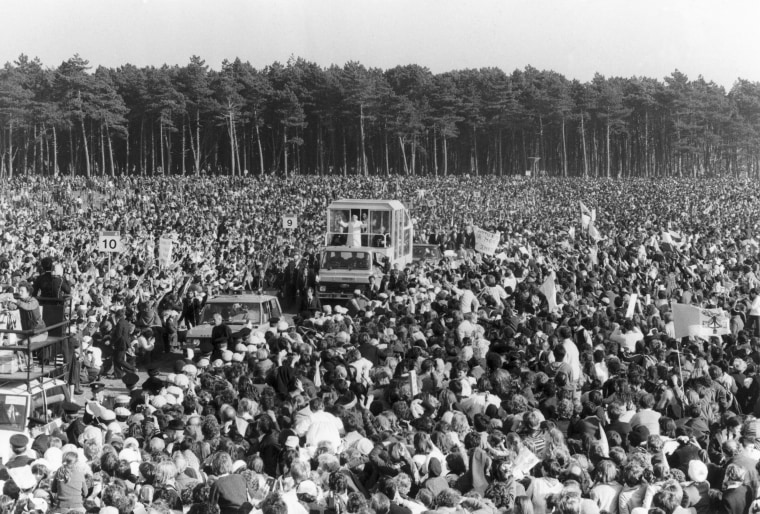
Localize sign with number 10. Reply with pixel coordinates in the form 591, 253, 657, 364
98, 231, 123, 253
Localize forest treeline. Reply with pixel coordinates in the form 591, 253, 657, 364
1, 54, 759, 179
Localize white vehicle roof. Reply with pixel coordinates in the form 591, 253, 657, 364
328, 199, 405, 210
0, 378, 65, 396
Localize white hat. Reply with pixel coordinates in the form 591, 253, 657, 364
296, 480, 319, 498
174, 374, 190, 389
115, 407, 131, 418
166, 385, 183, 399
31, 458, 52, 471
688, 460, 708, 482
119, 447, 141, 464
100, 409, 116, 422
43, 448, 62, 471
277, 321, 289, 332
123, 437, 140, 449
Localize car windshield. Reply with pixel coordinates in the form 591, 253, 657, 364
30, 385, 68, 423
0, 395, 27, 430
413, 246, 440, 259
321, 251, 371, 270
202, 303, 262, 324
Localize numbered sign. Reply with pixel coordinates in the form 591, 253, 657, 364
282, 215, 297, 230
98, 231, 123, 253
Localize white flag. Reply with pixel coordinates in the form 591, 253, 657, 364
540, 272, 558, 312
589, 224, 602, 241
672, 303, 730, 339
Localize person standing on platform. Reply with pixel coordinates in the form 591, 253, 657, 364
339, 214, 366, 248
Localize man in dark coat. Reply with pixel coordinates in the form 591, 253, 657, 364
358, 333, 387, 366
111, 308, 136, 379
210, 312, 233, 357
179, 289, 207, 328
31, 257, 71, 298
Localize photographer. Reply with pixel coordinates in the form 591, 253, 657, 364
3, 282, 46, 341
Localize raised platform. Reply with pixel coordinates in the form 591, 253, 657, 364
1, 335, 70, 352
0, 367, 65, 381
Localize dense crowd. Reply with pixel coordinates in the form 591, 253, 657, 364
1, 174, 760, 514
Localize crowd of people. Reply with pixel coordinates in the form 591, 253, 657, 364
1, 174, 760, 514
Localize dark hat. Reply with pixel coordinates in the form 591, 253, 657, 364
62, 401, 81, 414
269, 317, 280, 325
167, 419, 186, 431
199, 341, 213, 355
143, 376, 164, 395
428, 457, 442, 477
90, 382, 105, 393
122, 372, 139, 388
146, 362, 161, 376
10, 434, 28, 450
173, 360, 187, 374
629, 425, 650, 447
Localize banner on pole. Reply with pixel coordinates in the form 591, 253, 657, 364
625, 294, 638, 319
473, 227, 499, 255
158, 237, 174, 268
672, 303, 730, 339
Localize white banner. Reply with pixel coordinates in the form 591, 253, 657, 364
158, 237, 174, 268
473, 227, 499, 255
673, 303, 730, 339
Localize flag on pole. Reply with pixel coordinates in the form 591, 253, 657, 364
540, 271, 558, 312
672, 303, 730, 339
580, 201, 594, 231
589, 224, 602, 241
661, 231, 684, 249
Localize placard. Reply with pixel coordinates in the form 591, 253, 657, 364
282, 215, 297, 230
98, 231, 123, 253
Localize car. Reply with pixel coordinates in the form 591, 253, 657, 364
184, 294, 284, 350
412, 243, 443, 265
0, 377, 70, 463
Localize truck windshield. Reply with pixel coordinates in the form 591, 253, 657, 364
321, 251, 371, 270
202, 303, 262, 324
0, 395, 27, 431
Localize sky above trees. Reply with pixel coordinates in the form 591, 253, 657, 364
1, 0, 759, 90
